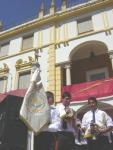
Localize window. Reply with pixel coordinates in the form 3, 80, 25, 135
0, 77, 7, 93
77, 17, 93, 34
22, 35, 33, 50
18, 71, 31, 89
0, 43, 9, 57
86, 68, 109, 82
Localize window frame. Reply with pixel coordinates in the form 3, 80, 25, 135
77, 16, 93, 34
0, 42, 9, 57
17, 70, 31, 89
21, 34, 34, 51
0, 76, 7, 93
86, 67, 109, 82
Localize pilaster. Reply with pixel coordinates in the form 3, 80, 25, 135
61, 0, 67, 11
50, 0, 55, 15
48, 44, 56, 96
55, 66, 62, 102
39, 1, 44, 19
64, 63, 71, 85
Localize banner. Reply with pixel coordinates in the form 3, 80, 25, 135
20, 68, 50, 134
62, 78, 113, 102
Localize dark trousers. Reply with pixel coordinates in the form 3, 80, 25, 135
34, 131, 56, 150
0, 143, 25, 150
87, 135, 110, 150
57, 131, 75, 150
74, 144, 88, 150
110, 132, 113, 150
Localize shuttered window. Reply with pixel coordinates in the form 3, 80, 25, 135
86, 68, 109, 82
77, 17, 93, 34
22, 35, 33, 50
0, 77, 7, 93
18, 71, 31, 89
0, 43, 9, 57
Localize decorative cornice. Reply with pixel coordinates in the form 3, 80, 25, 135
0, 27, 113, 62
0, 63, 9, 74
0, 0, 112, 40
15, 56, 34, 70
56, 61, 72, 67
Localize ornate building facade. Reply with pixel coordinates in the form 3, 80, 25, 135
0, 0, 113, 108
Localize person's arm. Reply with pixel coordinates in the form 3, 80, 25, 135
99, 126, 113, 134
71, 111, 77, 130
81, 114, 87, 132
99, 112, 113, 134
65, 107, 74, 118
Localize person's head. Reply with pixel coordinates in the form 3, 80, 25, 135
88, 96, 97, 111
46, 91, 54, 106
76, 119, 81, 128
31, 62, 40, 74
62, 91, 71, 107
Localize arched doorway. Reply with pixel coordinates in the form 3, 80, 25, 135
62, 41, 113, 85
76, 101, 113, 120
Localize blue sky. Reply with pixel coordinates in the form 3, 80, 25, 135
0, 0, 43, 30
0, 0, 77, 30
0, 0, 64, 30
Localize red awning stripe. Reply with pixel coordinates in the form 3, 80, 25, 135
62, 78, 113, 102
0, 89, 27, 102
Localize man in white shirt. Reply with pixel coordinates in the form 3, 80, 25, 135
56, 92, 75, 150
81, 96, 113, 150
34, 91, 58, 150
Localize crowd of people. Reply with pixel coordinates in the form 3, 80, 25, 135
34, 91, 113, 150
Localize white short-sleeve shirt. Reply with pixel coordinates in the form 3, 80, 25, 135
81, 108, 113, 137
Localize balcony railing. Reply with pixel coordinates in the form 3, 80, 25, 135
62, 77, 113, 102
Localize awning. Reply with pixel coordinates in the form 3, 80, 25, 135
62, 78, 113, 102
0, 89, 27, 103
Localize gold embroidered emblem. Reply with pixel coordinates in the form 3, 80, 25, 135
26, 92, 45, 113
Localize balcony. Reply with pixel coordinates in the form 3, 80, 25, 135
62, 77, 113, 102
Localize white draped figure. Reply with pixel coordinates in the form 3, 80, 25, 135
20, 67, 50, 134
